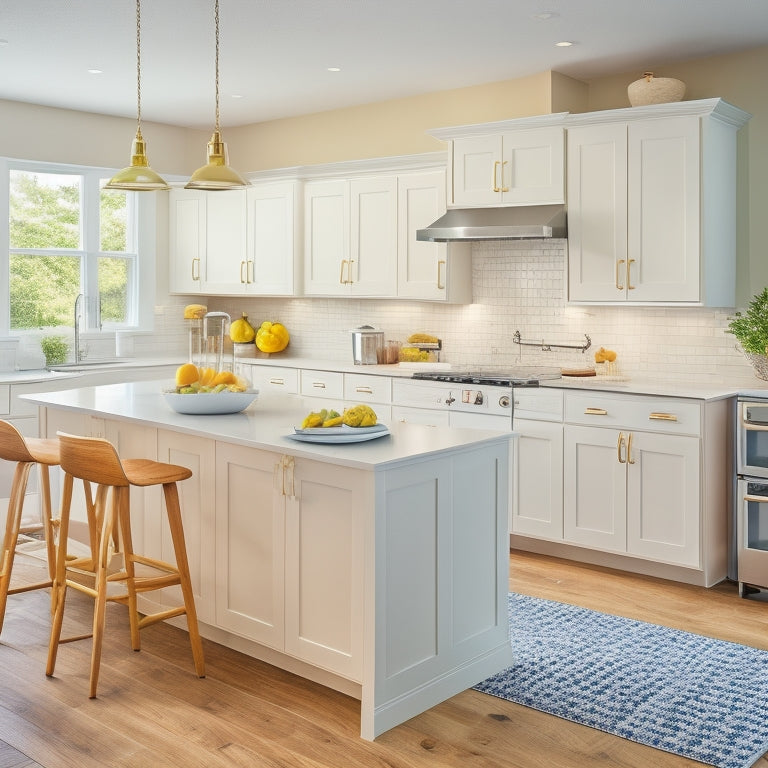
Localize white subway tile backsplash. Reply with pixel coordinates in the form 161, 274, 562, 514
142, 241, 758, 385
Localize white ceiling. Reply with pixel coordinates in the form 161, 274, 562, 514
2, 0, 767, 130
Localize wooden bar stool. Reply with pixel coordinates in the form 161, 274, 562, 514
0, 419, 60, 634
46, 431, 205, 697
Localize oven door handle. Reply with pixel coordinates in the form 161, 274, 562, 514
744, 494, 768, 503
742, 421, 768, 432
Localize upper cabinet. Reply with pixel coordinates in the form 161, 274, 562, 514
427, 114, 567, 209
303, 161, 471, 302
566, 99, 750, 306
304, 176, 397, 297
168, 182, 300, 297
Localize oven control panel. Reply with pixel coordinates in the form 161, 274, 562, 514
392, 379, 512, 417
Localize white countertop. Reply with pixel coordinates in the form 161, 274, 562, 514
21, 379, 514, 471
0, 358, 181, 384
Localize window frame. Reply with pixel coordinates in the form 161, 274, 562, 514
1, 156, 157, 338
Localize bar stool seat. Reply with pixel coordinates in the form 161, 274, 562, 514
47, 431, 205, 697
0, 419, 60, 634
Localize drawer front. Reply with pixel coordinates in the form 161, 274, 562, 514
301, 369, 344, 399
244, 364, 299, 394
344, 373, 392, 404
564, 391, 701, 436
514, 388, 564, 422
0, 385, 9, 416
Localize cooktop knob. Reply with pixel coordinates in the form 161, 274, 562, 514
499, 395, 511, 408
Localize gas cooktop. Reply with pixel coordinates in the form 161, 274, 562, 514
410, 368, 562, 387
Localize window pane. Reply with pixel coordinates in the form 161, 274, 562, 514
9, 253, 81, 329
100, 182, 128, 252
98, 256, 130, 324
9, 171, 81, 249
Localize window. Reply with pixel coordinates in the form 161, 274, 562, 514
2, 159, 144, 336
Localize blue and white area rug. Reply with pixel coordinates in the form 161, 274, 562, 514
474, 593, 768, 768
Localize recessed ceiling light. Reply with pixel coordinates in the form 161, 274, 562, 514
555, 41, 574, 47
231, 94, 244, 99
87, 68, 103, 74
532, 12, 559, 20
327, 67, 341, 73
0, 39, 9, 46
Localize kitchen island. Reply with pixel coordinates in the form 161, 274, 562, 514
22, 380, 514, 740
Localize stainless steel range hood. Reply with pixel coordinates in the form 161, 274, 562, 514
416, 204, 566, 242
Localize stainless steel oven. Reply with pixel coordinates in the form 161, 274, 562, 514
736, 397, 768, 594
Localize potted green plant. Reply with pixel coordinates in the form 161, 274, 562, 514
727, 287, 768, 380
40, 335, 69, 367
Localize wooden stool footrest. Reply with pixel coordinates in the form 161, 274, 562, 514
138, 606, 187, 629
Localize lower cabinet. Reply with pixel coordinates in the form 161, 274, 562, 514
214, 441, 364, 681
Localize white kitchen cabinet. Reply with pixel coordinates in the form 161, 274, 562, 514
510, 388, 564, 541
168, 188, 247, 295
157, 430, 216, 625
214, 441, 364, 680
451, 126, 565, 207
567, 99, 750, 305
396, 170, 472, 303
168, 188, 206, 294
304, 176, 397, 297
238, 363, 299, 394
246, 181, 301, 295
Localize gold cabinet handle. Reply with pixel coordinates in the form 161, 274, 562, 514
500, 160, 509, 193
627, 258, 636, 290
339, 259, 347, 284
268, 378, 286, 386
240, 260, 247, 284
745, 494, 768, 503
584, 407, 608, 416
617, 432, 626, 464
616, 259, 625, 291
192, 257, 200, 282
437, 259, 446, 290
311, 381, 327, 389
347, 259, 355, 284
649, 412, 678, 422
247, 259, 254, 284
626, 432, 635, 465
492, 161, 501, 192
355, 386, 373, 394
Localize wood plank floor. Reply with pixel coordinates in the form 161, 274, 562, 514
2, 551, 768, 768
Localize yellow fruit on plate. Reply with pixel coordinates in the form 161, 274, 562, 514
342, 404, 377, 428
230, 312, 256, 343
175, 362, 200, 387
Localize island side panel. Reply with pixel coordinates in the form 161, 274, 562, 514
362, 439, 513, 740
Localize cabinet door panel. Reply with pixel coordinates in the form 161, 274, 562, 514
564, 425, 626, 551
202, 189, 247, 293
626, 431, 700, 567
567, 124, 628, 302
628, 117, 700, 302
501, 127, 564, 204
350, 177, 397, 295
452, 135, 502, 206
169, 190, 205, 294
247, 182, 298, 295
215, 443, 284, 648
158, 431, 216, 624
304, 180, 349, 295
284, 459, 364, 681
512, 420, 564, 540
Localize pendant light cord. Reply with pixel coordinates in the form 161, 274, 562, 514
214, 0, 220, 133
135, 0, 143, 132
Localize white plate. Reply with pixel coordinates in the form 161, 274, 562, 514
163, 389, 259, 415
293, 424, 385, 436
288, 424, 389, 444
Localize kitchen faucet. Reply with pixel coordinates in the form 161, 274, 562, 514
73, 293, 84, 363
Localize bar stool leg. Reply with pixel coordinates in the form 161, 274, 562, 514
47, 473, 74, 678
0, 461, 33, 633
163, 481, 205, 678
115, 486, 141, 652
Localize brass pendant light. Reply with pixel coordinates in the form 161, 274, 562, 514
186, 0, 249, 190
105, 0, 170, 191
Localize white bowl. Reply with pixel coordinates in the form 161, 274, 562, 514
163, 389, 259, 415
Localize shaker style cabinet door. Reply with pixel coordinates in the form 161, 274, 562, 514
168, 189, 206, 294
200, 189, 248, 294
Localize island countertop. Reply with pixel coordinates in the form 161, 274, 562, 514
21, 379, 514, 471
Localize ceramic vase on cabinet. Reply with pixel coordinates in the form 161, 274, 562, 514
628, 72, 686, 106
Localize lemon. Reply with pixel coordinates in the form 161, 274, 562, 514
230, 312, 256, 343
176, 363, 200, 388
